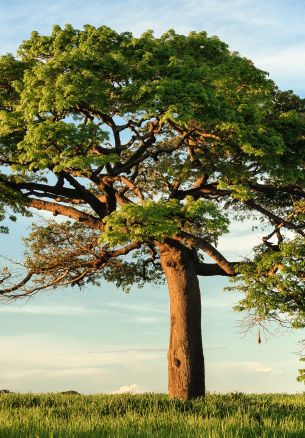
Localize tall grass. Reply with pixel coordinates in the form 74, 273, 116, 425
0, 392, 304, 437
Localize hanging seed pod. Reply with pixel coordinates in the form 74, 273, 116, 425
258, 330, 262, 344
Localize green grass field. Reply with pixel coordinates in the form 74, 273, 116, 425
0, 392, 304, 437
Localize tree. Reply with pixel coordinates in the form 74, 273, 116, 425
0, 25, 305, 399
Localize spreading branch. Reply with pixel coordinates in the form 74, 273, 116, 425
173, 232, 238, 275
29, 199, 104, 230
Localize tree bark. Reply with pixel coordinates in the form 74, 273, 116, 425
157, 240, 205, 399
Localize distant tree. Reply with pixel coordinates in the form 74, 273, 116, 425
297, 341, 305, 384
0, 25, 304, 399
297, 360, 305, 384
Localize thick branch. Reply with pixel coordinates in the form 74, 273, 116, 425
195, 261, 241, 276
174, 232, 237, 275
1, 179, 80, 200
251, 183, 305, 199
24, 191, 86, 205
170, 184, 230, 200
29, 198, 104, 230
60, 171, 107, 218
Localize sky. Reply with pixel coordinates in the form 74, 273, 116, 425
0, 0, 304, 394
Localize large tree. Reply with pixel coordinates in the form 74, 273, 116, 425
0, 25, 305, 399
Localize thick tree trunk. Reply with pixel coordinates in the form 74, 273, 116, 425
157, 241, 205, 400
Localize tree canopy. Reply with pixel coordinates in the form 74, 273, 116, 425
0, 25, 305, 395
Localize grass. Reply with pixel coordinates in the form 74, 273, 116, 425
0, 392, 304, 437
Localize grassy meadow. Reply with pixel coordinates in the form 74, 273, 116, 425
0, 392, 304, 437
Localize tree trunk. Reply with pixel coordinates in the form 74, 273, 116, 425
157, 241, 205, 400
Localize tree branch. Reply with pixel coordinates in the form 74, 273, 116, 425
245, 199, 305, 236
251, 183, 305, 199
0, 272, 33, 294
195, 261, 241, 276
118, 176, 145, 202
174, 232, 237, 275
1, 179, 80, 199
0, 241, 141, 299
113, 134, 157, 175
60, 171, 107, 218
29, 198, 104, 230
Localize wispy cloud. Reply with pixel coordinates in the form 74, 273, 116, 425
205, 360, 295, 393
88, 348, 166, 354
234, 361, 283, 375
106, 302, 167, 315
254, 45, 305, 91
1, 367, 105, 380
0, 334, 164, 367
0, 301, 167, 318
134, 316, 163, 324
0, 304, 101, 316
212, 219, 266, 260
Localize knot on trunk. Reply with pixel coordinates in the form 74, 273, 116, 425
174, 357, 181, 368
166, 259, 177, 268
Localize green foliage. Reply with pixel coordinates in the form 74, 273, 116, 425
270, 91, 305, 184
1, 24, 304, 206
102, 197, 229, 245
0, 25, 287, 179
217, 180, 254, 201
15, 120, 117, 172
228, 237, 305, 328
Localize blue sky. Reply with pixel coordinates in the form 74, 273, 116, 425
0, 0, 304, 394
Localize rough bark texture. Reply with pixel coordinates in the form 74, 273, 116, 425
158, 241, 205, 399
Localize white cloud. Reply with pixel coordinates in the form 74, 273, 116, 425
216, 219, 297, 261
111, 383, 150, 394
